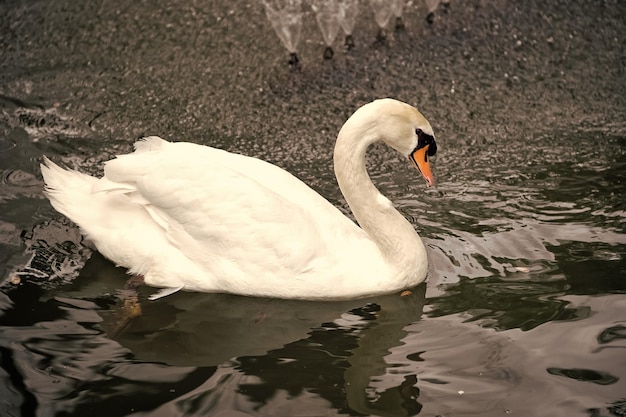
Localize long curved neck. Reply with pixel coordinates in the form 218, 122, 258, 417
333, 120, 426, 268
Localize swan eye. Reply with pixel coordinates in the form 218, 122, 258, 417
416, 129, 437, 156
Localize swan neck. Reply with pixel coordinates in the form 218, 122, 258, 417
333, 122, 425, 264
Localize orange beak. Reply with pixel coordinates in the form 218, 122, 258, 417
409, 145, 435, 187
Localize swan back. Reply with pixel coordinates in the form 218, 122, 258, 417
99, 137, 392, 299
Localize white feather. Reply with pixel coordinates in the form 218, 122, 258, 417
40, 99, 435, 300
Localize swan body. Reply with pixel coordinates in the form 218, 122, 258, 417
41, 98, 437, 300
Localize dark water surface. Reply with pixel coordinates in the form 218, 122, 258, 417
1, 0, 625, 416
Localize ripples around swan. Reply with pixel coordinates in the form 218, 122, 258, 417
1, 0, 625, 411
1, 124, 624, 416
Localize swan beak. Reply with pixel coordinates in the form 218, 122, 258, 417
409, 145, 435, 187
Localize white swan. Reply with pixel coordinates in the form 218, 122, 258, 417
41, 98, 437, 300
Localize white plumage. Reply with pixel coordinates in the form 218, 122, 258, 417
41, 98, 437, 300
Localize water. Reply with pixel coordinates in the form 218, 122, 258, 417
1, 0, 625, 416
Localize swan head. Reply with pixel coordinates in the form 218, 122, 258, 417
350, 98, 438, 186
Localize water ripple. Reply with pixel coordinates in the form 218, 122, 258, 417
0, 169, 42, 203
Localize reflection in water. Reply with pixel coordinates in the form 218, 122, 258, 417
547, 367, 619, 386
0, 270, 428, 416
391, 296, 626, 417
0, 284, 216, 416
3, 278, 625, 416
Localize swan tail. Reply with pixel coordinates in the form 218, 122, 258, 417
132, 136, 169, 153
40, 156, 100, 231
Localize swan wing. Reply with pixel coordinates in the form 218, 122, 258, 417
100, 138, 368, 289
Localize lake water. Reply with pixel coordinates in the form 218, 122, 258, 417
1, 0, 625, 416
